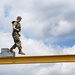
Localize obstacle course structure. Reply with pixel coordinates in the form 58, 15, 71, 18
0, 48, 15, 57
0, 48, 75, 64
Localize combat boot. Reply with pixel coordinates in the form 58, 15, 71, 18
18, 51, 25, 55
9, 49, 14, 53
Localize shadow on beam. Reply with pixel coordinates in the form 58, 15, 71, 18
0, 54, 75, 64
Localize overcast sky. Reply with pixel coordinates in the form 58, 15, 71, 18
0, 0, 75, 75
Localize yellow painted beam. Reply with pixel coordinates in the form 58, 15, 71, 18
0, 54, 75, 64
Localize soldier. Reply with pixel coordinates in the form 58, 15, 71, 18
9, 16, 25, 55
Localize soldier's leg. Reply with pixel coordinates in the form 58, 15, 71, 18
11, 34, 25, 55
15, 36, 25, 55
10, 44, 17, 52
10, 35, 17, 52
16, 41, 22, 52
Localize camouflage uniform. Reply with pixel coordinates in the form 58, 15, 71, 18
10, 21, 22, 52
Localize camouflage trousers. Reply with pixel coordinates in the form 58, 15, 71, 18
10, 32, 22, 51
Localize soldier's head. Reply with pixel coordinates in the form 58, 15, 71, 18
17, 16, 22, 22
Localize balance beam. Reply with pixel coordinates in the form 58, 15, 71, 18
0, 54, 75, 64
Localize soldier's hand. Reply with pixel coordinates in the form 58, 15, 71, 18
16, 29, 19, 32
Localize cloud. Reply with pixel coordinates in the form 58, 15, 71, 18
13, 0, 75, 40
50, 20, 74, 38
28, 63, 75, 75
0, 0, 75, 40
